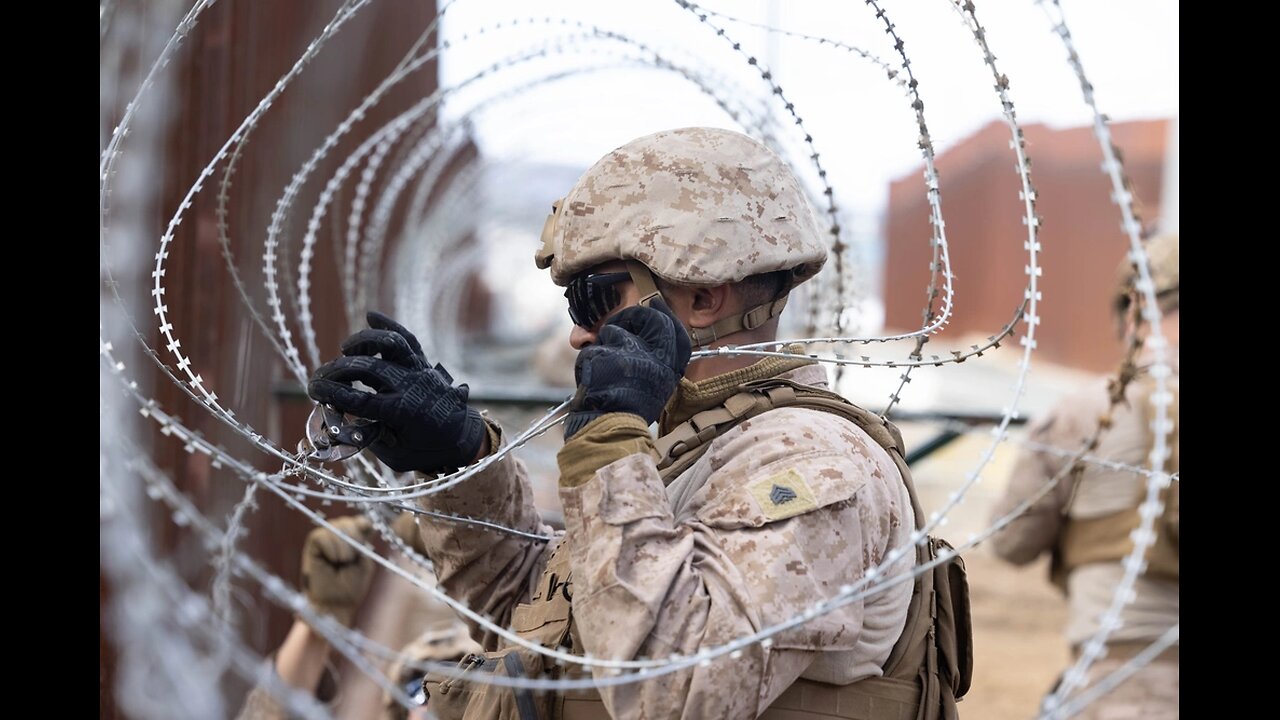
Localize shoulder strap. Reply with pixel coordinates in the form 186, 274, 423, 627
655, 377, 927, 529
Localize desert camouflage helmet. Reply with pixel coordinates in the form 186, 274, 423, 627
535, 127, 828, 346
1114, 232, 1179, 317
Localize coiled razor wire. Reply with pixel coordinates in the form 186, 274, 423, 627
1033, 0, 1175, 715
103, 318, 1140, 692
101, 0, 1176, 714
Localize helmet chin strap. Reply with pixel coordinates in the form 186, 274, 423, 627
624, 260, 789, 349
624, 259, 664, 308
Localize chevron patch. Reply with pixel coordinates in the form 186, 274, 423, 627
748, 468, 818, 522
770, 484, 797, 504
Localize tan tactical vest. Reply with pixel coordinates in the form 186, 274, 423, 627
423, 378, 972, 720
1051, 374, 1179, 591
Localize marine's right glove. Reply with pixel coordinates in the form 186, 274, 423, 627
564, 299, 692, 439
308, 312, 487, 474
300, 515, 376, 627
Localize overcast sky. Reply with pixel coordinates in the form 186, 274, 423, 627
437, 0, 1177, 211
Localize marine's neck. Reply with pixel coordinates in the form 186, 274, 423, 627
661, 344, 814, 433
682, 322, 778, 382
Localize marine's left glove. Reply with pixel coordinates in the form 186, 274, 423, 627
301, 515, 376, 627
391, 511, 428, 556
308, 311, 487, 474
564, 299, 692, 439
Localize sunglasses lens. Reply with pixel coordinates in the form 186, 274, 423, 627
566, 278, 590, 327
565, 273, 625, 329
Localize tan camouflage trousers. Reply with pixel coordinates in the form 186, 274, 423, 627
1065, 657, 1178, 720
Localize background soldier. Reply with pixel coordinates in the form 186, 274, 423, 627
990, 232, 1179, 719
236, 515, 480, 719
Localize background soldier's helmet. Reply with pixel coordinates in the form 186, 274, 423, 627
535, 127, 828, 289
1114, 232, 1179, 319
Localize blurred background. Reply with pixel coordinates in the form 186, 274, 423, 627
100, 1, 1177, 717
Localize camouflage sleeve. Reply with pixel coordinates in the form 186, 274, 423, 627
234, 686, 288, 720
414, 419, 561, 650
989, 395, 1093, 566
558, 408, 901, 718
232, 658, 338, 720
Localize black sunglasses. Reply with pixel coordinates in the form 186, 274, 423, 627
565, 271, 631, 329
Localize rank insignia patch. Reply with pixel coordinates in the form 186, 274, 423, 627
770, 484, 797, 504
749, 468, 818, 522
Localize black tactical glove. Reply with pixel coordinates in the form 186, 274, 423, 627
308, 311, 487, 474
564, 299, 692, 439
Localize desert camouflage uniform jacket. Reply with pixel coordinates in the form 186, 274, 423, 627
990, 348, 1179, 647
418, 362, 914, 719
